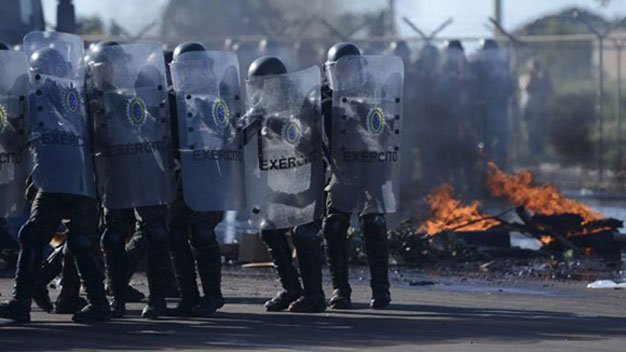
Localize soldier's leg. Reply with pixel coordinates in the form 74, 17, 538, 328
122, 227, 147, 303
359, 213, 391, 309
261, 228, 303, 312
167, 201, 199, 317
288, 221, 326, 313
100, 208, 133, 318
31, 242, 64, 313
54, 243, 87, 314
54, 243, 88, 314
135, 206, 170, 319
0, 192, 63, 322
189, 211, 224, 317
321, 206, 352, 309
65, 196, 111, 323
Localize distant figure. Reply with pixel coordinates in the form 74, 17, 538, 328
519, 58, 552, 155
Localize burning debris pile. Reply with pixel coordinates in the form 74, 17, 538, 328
387, 162, 625, 268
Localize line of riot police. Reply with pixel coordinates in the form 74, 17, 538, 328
396, 38, 515, 202
0, 32, 404, 324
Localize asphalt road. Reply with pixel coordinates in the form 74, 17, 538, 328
0, 267, 625, 351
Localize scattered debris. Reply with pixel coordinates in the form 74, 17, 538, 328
587, 280, 626, 289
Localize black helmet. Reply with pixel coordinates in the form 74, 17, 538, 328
327, 42, 361, 63
30, 47, 70, 77
90, 40, 128, 64
248, 56, 287, 77
443, 40, 464, 52
480, 39, 499, 51
391, 40, 409, 54
0, 41, 10, 51
173, 41, 206, 61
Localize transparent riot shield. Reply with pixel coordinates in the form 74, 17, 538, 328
170, 50, 245, 211
23, 31, 96, 198
326, 55, 404, 214
244, 66, 324, 229
0, 50, 29, 217
88, 42, 176, 209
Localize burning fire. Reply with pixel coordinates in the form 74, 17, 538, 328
486, 161, 602, 223
420, 184, 500, 235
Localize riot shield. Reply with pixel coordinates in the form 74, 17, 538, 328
23, 31, 97, 198
0, 51, 29, 217
325, 55, 404, 214
244, 66, 324, 230
170, 51, 245, 212
88, 43, 176, 209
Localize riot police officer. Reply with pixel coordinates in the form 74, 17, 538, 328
166, 41, 236, 316
244, 56, 326, 313
321, 42, 404, 310
87, 40, 177, 319
470, 39, 514, 170
432, 40, 476, 197
0, 31, 110, 323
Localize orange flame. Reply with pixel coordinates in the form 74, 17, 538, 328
419, 184, 500, 235
486, 162, 602, 223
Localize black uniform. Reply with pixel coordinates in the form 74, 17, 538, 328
246, 56, 326, 313
165, 42, 226, 316
0, 42, 110, 324
87, 41, 175, 319
320, 43, 392, 310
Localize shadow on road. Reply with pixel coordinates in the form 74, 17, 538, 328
1, 299, 625, 350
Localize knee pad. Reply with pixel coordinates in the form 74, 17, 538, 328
322, 214, 350, 241
292, 223, 321, 247
190, 225, 217, 249
100, 228, 126, 253
359, 214, 387, 238
66, 234, 95, 257
18, 222, 43, 248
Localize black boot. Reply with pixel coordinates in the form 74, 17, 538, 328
0, 299, 30, 323
0, 223, 45, 323
67, 233, 111, 323
141, 222, 170, 319
289, 223, 326, 313
261, 229, 303, 312
168, 228, 200, 317
54, 295, 88, 314
32, 287, 53, 314
322, 213, 352, 309
191, 216, 224, 316
32, 243, 64, 313
361, 214, 391, 310
55, 246, 84, 314
191, 295, 225, 317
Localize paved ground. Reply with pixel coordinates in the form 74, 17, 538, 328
0, 267, 625, 351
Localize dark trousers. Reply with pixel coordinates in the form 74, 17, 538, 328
13, 192, 104, 309
168, 195, 224, 301
100, 206, 170, 304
